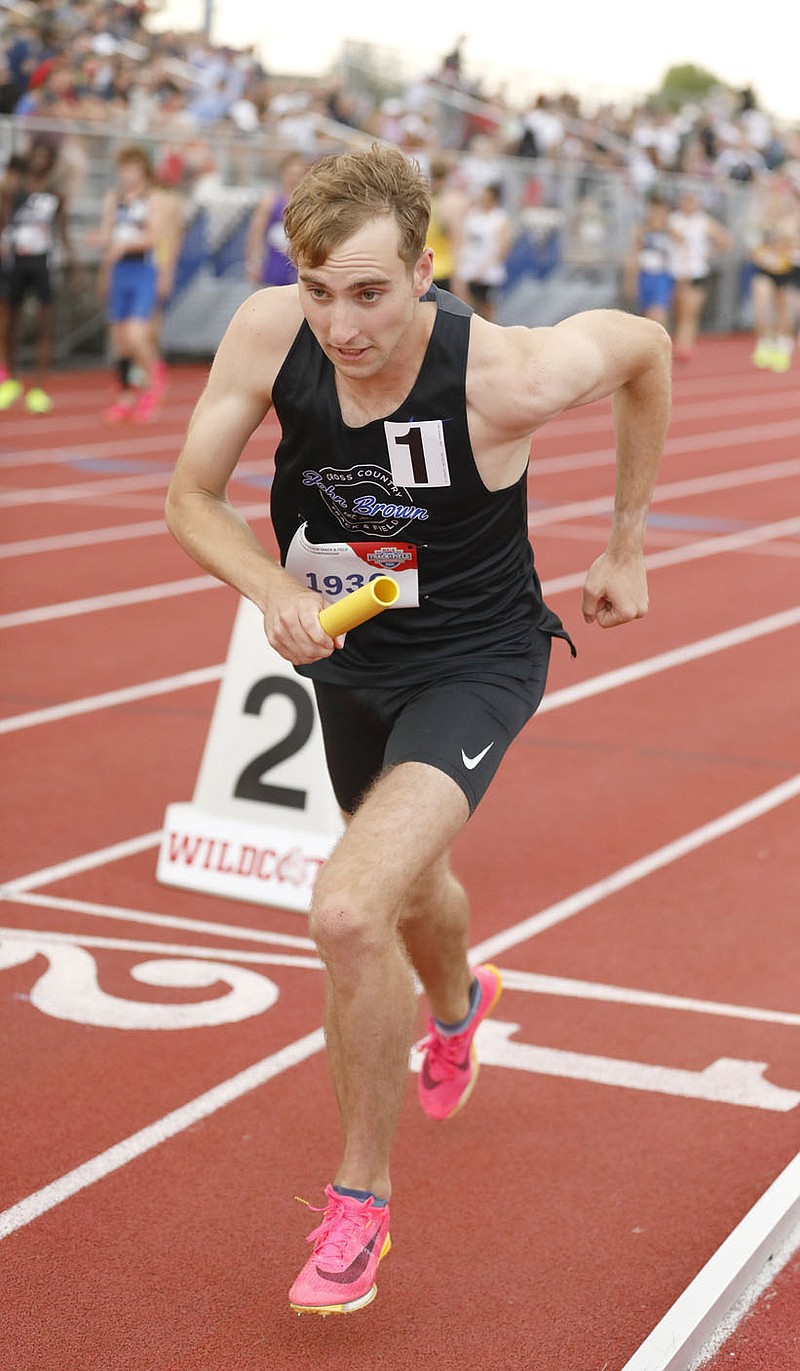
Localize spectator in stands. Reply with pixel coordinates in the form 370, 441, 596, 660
669, 189, 731, 360
454, 180, 511, 321
516, 95, 565, 161
245, 153, 307, 288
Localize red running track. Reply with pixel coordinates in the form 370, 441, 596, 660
1, 337, 799, 1370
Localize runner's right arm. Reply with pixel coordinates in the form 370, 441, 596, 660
165, 291, 342, 665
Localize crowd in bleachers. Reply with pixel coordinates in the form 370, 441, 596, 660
1, 0, 798, 387
2, 1, 799, 195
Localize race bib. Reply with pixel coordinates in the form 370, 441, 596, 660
285, 524, 419, 608
13, 224, 49, 255
384, 419, 450, 488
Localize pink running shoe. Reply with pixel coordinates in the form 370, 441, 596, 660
289, 1186, 391, 1316
131, 388, 161, 422
103, 397, 132, 424
152, 360, 168, 396
417, 963, 503, 1121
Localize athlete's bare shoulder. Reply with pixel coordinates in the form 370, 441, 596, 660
217, 284, 305, 402
465, 313, 545, 439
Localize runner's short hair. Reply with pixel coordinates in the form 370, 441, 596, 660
284, 142, 431, 272
115, 144, 153, 179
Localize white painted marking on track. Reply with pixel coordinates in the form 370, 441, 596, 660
0, 574, 221, 629
3, 604, 797, 736
686, 1219, 800, 1369
537, 606, 800, 714
0, 1026, 327, 1240
0, 665, 225, 734
0, 925, 321, 969
1, 831, 164, 893
4, 506, 798, 633
0, 470, 179, 507
497, 968, 800, 1027
457, 1021, 800, 1112
468, 774, 800, 965
620, 1153, 800, 1371
528, 456, 800, 528
542, 518, 800, 595
0, 771, 798, 1240
0, 938, 281, 1030
541, 384, 800, 443
0, 890, 317, 951
0, 456, 273, 505
2, 435, 797, 517
532, 417, 800, 477
0, 503, 267, 560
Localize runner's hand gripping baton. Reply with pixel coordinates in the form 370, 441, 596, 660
318, 576, 400, 637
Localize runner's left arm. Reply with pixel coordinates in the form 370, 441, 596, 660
528, 309, 671, 628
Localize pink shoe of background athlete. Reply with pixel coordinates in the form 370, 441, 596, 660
416, 963, 503, 1121
103, 396, 132, 423
131, 388, 160, 422
289, 1185, 391, 1316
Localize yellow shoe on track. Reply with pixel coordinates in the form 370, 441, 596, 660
0, 378, 23, 410
25, 387, 54, 415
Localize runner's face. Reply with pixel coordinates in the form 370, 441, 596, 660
118, 162, 147, 196
297, 216, 433, 379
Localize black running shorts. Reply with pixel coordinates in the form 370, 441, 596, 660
7, 253, 53, 308
312, 636, 553, 816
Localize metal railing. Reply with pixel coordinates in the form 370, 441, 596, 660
2, 114, 763, 363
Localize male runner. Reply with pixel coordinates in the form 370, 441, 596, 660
94, 145, 165, 422
165, 143, 671, 1317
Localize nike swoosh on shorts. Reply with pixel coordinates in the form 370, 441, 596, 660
461, 742, 495, 770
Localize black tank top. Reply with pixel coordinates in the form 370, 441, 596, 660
270, 286, 571, 685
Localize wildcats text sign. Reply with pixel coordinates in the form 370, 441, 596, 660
157, 596, 343, 914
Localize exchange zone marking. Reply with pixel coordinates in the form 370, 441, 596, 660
0, 771, 798, 1241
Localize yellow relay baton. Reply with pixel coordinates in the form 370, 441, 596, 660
318, 576, 400, 638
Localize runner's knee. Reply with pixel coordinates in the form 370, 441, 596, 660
310, 878, 396, 964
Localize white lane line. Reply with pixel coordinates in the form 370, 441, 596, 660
620, 1153, 800, 1371
0, 890, 317, 951
543, 386, 800, 442
468, 774, 800, 966
0, 665, 224, 735
0, 425, 279, 472
0, 925, 322, 970
2, 418, 797, 510
1, 770, 798, 1242
6, 457, 800, 629
0, 456, 273, 507
0, 574, 221, 629
0, 503, 268, 560
528, 456, 800, 527
1, 832, 164, 894
0, 470, 178, 507
0, 376, 783, 449
0, 1026, 327, 1241
3, 603, 797, 739
542, 516, 800, 595
538, 606, 800, 714
532, 416, 800, 478
498, 969, 800, 1027
4, 917, 791, 1027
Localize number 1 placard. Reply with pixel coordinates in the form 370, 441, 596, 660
156, 596, 343, 913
